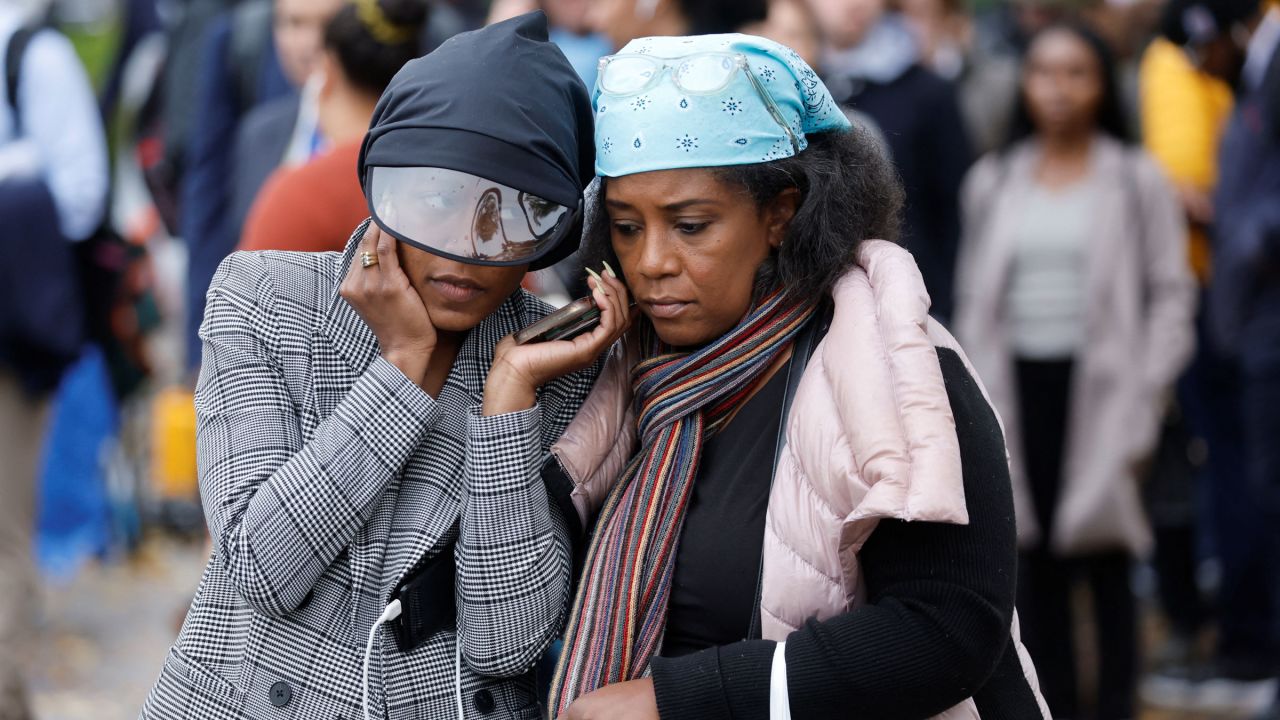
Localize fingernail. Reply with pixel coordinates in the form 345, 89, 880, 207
585, 267, 605, 289
602, 261, 617, 279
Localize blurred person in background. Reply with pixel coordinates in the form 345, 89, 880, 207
742, 0, 822, 67
1207, 1, 1280, 716
1136, 0, 1251, 698
809, 0, 972, 324
586, 0, 768, 51
487, 0, 612, 88
954, 22, 1196, 720
141, 13, 627, 720
972, 0, 1072, 58
0, 1, 108, 716
238, 0, 427, 253
896, 0, 1020, 155
182, 0, 343, 374
897, 0, 968, 79
1142, 0, 1239, 289
1140, 2, 1280, 714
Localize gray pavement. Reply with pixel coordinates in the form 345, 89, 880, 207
30, 536, 205, 720
21, 534, 1252, 720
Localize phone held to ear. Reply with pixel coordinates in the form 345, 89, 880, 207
514, 296, 601, 345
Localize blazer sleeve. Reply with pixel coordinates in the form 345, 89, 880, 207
455, 403, 573, 678
196, 252, 442, 618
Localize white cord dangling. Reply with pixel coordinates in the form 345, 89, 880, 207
454, 629, 465, 720
363, 599, 402, 720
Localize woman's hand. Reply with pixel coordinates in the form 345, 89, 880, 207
558, 679, 659, 720
483, 266, 632, 416
339, 224, 437, 387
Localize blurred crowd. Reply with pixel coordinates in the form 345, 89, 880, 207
1, 0, 1278, 718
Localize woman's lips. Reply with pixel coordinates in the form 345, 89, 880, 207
643, 300, 691, 319
429, 276, 484, 303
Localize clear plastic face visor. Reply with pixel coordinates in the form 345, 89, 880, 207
365, 166, 578, 266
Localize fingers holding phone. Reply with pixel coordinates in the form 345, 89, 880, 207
484, 266, 632, 416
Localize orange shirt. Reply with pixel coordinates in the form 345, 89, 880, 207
239, 140, 369, 253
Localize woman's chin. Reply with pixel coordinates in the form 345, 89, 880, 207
648, 315, 720, 351
423, 304, 489, 336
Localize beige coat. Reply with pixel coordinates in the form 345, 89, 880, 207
954, 135, 1197, 557
553, 241, 1050, 719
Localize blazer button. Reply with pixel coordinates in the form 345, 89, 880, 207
269, 681, 292, 708
473, 688, 496, 714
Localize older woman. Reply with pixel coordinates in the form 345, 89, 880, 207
546, 34, 1049, 720
141, 14, 630, 720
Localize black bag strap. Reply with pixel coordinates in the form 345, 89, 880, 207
5, 26, 38, 135
746, 299, 834, 639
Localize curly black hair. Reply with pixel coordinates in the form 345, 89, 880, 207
582, 127, 903, 305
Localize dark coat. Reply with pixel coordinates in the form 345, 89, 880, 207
1211, 42, 1280, 376
828, 65, 973, 322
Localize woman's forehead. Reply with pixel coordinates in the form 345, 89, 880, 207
605, 168, 730, 203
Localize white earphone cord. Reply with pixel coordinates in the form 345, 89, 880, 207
362, 599, 465, 720
363, 600, 401, 720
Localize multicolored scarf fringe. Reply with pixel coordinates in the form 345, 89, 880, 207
550, 288, 815, 715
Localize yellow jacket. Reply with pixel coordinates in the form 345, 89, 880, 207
1139, 37, 1234, 283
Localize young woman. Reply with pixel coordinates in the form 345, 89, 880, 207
142, 14, 631, 720
954, 23, 1195, 720
546, 33, 1049, 720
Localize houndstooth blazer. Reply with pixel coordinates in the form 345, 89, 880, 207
141, 221, 598, 720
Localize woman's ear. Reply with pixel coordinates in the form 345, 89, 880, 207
765, 188, 801, 250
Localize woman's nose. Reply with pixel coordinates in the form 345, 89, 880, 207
633, 231, 680, 279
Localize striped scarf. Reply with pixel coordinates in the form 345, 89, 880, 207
550, 288, 815, 715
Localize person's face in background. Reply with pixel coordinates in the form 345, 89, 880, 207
806, 0, 887, 50
1022, 28, 1103, 139
1195, 33, 1250, 84
1012, 0, 1064, 44
274, 0, 345, 87
543, 0, 596, 34
588, 0, 676, 50
394, 241, 530, 334
743, 0, 823, 68
604, 168, 796, 348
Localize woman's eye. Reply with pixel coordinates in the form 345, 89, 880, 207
675, 221, 710, 235
612, 222, 642, 236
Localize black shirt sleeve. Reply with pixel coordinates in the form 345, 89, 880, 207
650, 347, 1019, 719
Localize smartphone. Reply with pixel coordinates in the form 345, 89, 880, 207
514, 296, 601, 345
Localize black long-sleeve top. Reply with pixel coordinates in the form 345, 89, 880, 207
646, 347, 1044, 719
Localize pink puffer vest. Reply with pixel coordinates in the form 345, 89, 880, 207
551, 241, 1049, 718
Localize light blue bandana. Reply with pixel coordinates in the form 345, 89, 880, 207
592, 33, 850, 177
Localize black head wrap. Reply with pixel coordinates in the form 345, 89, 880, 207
358, 11, 594, 268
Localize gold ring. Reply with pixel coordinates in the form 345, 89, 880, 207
361, 251, 378, 269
